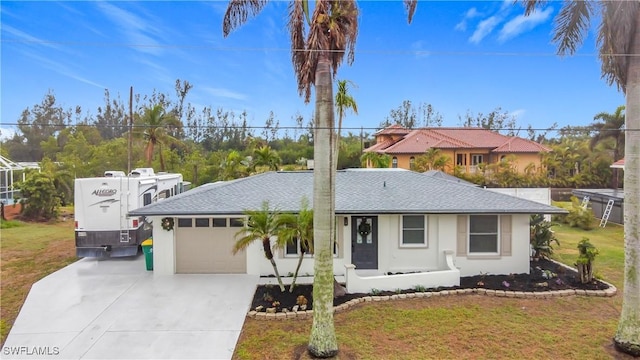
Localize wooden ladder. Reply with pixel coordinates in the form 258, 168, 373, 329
599, 199, 615, 228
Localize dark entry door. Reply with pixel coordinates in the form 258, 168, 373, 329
351, 216, 378, 269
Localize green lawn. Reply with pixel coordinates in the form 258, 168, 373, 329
234, 220, 629, 360
0, 216, 77, 346
0, 212, 630, 359
552, 222, 625, 288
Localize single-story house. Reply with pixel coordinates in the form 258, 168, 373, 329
129, 169, 566, 292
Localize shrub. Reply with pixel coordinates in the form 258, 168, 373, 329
564, 196, 595, 230
530, 214, 559, 259
576, 238, 599, 284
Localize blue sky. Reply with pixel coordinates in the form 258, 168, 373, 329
1, 1, 625, 140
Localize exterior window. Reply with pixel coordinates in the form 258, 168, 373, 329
392, 157, 398, 168
195, 218, 209, 227
212, 218, 227, 227
143, 193, 152, 206
401, 215, 426, 246
229, 217, 244, 227
471, 154, 484, 166
285, 238, 299, 256
409, 156, 415, 170
177, 218, 192, 227
285, 238, 337, 257
456, 154, 466, 166
469, 215, 499, 253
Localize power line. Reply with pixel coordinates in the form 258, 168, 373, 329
0, 122, 634, 133
2, 39, 639, 57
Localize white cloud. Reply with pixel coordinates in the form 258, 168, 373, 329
2, 24, 61, 50
469, 15, 501, 44
454, 7, 481, 31
411, 40, 430, 58
498, 7, 553, 42
510, 109, 526, 119
202, 87, 248, 101
95, 2, 164, 56
18, 49, 106, 89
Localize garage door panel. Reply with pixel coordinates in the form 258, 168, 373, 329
176, 227, 246, 273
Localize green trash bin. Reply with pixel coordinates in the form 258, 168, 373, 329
141, 239, 153, 271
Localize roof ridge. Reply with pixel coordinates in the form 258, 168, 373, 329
426, 128, 475, 147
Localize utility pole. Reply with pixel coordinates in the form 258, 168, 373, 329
128, 86, 133, 174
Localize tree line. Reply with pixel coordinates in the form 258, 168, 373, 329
1, 84, 625, 204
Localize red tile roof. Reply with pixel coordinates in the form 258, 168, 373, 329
611, 158, 625, 169
366, 126, 550, 154
374, 124, 411, 136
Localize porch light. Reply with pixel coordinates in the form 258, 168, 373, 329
344, 217, 348, 226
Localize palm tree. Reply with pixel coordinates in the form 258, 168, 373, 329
220, 150, 249, 180
360, 151, 391, 168
522, 1, 639, 355
252, 145, 281, 172
277, 198, 313, 292
135, 104, 182, 171
223, 1, 416, 356
233, 201, 286, 292
334, 80, 358, 167
591, 105, 625, 188
414, 148, 450, 172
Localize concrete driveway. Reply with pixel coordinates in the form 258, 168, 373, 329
2, 256, 258, 359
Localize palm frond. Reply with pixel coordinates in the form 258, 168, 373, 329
404, 0, 417, 23
597, 1, 639, 92
223, 0, 268, 37
520, 0, 547, 16
552, 0, 594, 56
232, 232, 257, 254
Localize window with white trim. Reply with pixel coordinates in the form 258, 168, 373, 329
401, 215, 427, 246
392, 157, 398, 168
469, 215, 499, 254
471, 154, 484, 166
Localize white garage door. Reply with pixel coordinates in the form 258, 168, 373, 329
175, 218, 246, 273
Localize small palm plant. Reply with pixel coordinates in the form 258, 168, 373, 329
576, 237, 599, 284
277, 198, 313, 292
530, 214, 560, 260
234, 201, 285, 292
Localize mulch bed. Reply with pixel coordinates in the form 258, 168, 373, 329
250, 259, 611, 313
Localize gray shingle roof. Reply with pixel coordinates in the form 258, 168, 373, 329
129, 169, 567, 216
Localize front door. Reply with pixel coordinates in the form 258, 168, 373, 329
351, 216, 378, 269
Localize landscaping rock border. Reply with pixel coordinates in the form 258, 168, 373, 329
246, 284, 617, 320
247, 258, 618, 321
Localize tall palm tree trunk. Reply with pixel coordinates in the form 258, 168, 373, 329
615, 17, 640, 356
308, 53, 338, 358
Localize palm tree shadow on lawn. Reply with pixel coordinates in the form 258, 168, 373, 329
250, 259, 611, 313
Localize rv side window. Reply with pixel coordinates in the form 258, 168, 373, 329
195, 218, 209, 227
143, 193, 152, 206
212, 218, 227, 227
178, 218, 192, 227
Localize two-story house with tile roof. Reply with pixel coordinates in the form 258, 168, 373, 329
364, 125, 550, 175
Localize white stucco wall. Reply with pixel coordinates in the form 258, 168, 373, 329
150, 216, 176, 275
249, 215, 350, 277
451, 214, 531, 277
159, 213, 532, 278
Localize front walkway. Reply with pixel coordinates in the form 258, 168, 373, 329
2, 257, 258, 359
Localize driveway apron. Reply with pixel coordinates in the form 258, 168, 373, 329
2, 257, 258, 359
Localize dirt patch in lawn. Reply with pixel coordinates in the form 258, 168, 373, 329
250, 259, 611, 313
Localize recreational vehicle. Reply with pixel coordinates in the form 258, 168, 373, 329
74, 168, 188, 257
